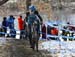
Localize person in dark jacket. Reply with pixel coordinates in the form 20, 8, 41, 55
24, 12, 30, 31
25, 12, 30, 23
24, 12, 30, 39
42, 24, 46, 39
2, 17, 8, 36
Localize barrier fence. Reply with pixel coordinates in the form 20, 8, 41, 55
1, 23, 75, 56
0, 24, 75, 40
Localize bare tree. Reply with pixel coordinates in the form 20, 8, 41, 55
0, 0, 8, 5
26, 0, 31, 11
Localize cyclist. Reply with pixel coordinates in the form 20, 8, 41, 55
28, 5, 43, 51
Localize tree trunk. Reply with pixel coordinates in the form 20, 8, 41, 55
0, 0, 8, 5
26, 0, 31, 11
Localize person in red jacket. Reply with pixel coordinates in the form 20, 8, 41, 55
18, 16, 24, 39
18, 16, 24, 30
51, 28, 58, 35
51, 27, 58, 40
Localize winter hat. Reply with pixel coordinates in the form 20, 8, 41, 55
29, 5, 36, 12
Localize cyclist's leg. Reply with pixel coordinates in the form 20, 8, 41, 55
36, 33, 40, 52
32, 38, 36, 50
32, 23, 37, 50
36, 23, 40, 51
25, 24, 28, 39
28, 24, 33, 47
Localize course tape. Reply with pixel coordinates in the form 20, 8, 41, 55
0, 25, 75, 39
0, 30, 75, 39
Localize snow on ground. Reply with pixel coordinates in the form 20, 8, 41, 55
39, 40, 75, 57
0, 37, 6, 46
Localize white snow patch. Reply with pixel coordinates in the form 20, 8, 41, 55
39, 40, 75, 57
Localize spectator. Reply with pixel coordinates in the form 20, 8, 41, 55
47, 25, 51, 35
14, 17, 19, 38
11, 17, 16, 38
42, 24, 46, 39
24, 12, 30, 39
25, 11, 30, 23
51, 27, 58, 35
7, 15, 15, 37
24, 12, 30, 30
14, 17, 19, 31
8, 15, 14, 29
51, 27, 58, 40
18, 16, 24, 39
2, 17, 8, 36
8, 15, 15, 37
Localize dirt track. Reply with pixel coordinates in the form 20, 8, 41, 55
0, 37, 52, 57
